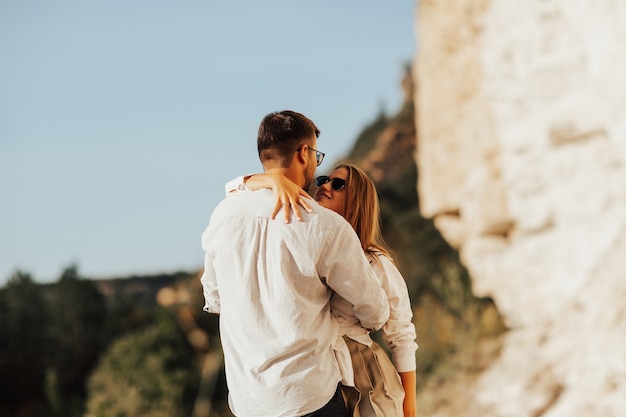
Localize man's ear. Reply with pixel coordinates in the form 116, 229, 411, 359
296, 144, 308, 165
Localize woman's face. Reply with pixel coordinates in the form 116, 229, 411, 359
314, 167, 348, 216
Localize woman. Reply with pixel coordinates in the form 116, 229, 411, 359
228, 163, 418, 417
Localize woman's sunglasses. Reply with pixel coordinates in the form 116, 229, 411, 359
315, 175, 347, 191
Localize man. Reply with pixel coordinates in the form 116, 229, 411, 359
200, 110, 389, 417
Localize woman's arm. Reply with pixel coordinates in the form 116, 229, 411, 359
399, 371, 417, 417
373, 254, 419, 416
375, 255, 418, 365
244, 173, 312, 223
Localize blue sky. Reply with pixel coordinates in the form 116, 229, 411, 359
0, 1, 416, 284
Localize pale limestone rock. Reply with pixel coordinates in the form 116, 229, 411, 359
433, 214, 464, 249
415, 0, 626, 415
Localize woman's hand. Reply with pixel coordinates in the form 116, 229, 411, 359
245, 174, 312, 223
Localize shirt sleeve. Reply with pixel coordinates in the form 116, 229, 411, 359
317, 219, 390, 331
200, 231, 220, 314
374, 254, 418, 372
224, 175, 252, 195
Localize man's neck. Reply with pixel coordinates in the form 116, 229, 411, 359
263, 167, 305, 189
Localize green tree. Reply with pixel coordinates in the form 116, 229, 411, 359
85, 311, 199, 417
0, 271, 49, 417
46, 264, 107, 416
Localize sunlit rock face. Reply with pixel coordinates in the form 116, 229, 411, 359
414, 0, 626, 416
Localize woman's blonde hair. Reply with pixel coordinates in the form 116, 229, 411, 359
335, 163, 392, 261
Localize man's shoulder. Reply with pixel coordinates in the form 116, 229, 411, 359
304, 203, 359, 245
207, 189, 273, 220
217, 188, 273, 206
306, 200, 348, 225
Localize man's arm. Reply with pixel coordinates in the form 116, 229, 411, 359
200, 234, 220, 314
318, 218, 390, 330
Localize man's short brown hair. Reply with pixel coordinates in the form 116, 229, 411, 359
257, 110, 320, 168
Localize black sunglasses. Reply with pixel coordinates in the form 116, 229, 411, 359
315, 175, 347, 191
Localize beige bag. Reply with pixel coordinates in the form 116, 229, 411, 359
341, 337, 405, 417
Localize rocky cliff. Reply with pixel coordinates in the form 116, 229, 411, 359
414, 1, 626, 416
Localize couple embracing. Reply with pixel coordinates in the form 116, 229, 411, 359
200, 110, 417, 417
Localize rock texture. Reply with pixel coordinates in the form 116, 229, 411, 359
359, 70, 416, 185
415, 0, 626, 416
